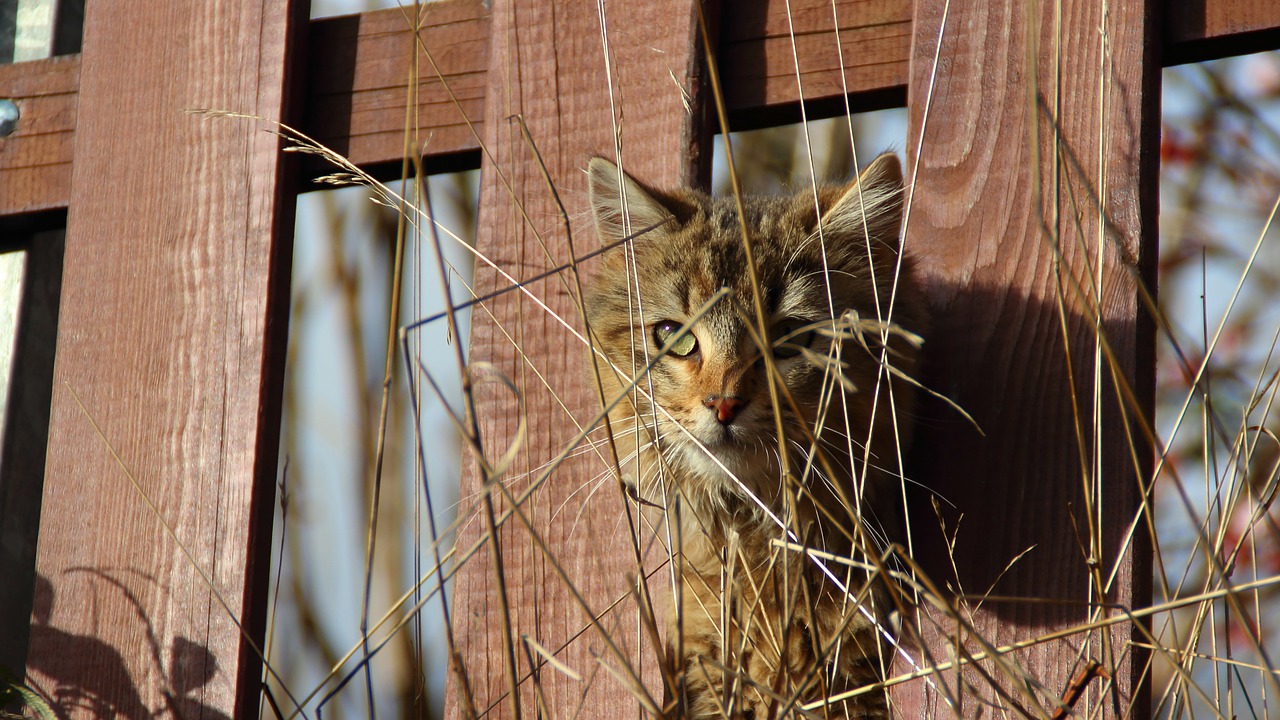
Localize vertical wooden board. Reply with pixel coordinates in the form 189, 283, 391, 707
26, 0, 302, 716
447, 0, 708, 716
897, 0, 1157, 715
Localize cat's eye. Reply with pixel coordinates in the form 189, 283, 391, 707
653, 320, 697, 357
772, 318, 816, 359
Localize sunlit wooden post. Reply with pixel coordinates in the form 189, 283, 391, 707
18, 0, 305, 715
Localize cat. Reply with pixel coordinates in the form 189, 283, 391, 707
584, 152, 926, 719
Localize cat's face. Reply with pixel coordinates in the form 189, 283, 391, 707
584, 155, 924, 505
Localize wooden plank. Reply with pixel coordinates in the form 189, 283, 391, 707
1166, 0, 1280, 64
445, 0, 711, 717
24, 0, 304, 716
720, 0, 911, 127
3, 0, 1279, 213
303, 0, 489, 178
896, 0, 1158, 715
0, 56, 78, 216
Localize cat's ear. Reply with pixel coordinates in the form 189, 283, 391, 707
587, 157, 681, 244
819, 152, 905, 250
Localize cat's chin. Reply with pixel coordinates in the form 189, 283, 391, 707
678, 435, 775, 492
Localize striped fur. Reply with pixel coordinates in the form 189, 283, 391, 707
585, 153, 926, 719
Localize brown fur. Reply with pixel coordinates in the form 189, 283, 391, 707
585, 154, 926, 719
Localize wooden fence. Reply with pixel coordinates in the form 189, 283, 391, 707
1, 0, 1278, 716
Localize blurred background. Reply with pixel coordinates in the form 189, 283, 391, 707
1152, 51, 1280, 715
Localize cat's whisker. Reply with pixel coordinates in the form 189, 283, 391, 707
572, 440, 655, 495
788, 438, 833, 489
797, 267, 862, 283
813, 428, 945, 501
556, 468, 615, 526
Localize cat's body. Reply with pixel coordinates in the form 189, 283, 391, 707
585, 154, 925, 719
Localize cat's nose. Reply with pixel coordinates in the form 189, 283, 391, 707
704, 395, 748, 425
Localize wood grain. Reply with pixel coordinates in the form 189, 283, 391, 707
303, 0, 489, 179
0, 56, 78, 217
3, 0, 1278, 213
24, 0, 303, 716
444, 0, 710, 717
1166, 0, 1280, 64
895, 0, 1158, 715
720, 0, 911, 127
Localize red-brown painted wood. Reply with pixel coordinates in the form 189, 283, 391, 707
303, 0, 489, 177
720, 0, 911, 125
445, 0, 711, 716
0, 56, 78, 216
3, 0, 1278, 215
895, 0, 1158, 714
24, 0, 304, 715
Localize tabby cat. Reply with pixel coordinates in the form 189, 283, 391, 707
585, 153, 925, 719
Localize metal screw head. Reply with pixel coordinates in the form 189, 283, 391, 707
0, 100, 19, 138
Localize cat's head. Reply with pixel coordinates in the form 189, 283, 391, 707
583, 154, 926, 514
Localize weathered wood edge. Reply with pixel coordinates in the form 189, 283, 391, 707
234, 0, 311, 712
2, 0, 1275, 218
0, 55, 78, 217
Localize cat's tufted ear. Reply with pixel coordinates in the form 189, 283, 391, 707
587, 157, 682, 244
818, 152, 905, 250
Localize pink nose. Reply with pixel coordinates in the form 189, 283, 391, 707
704, 395, 748, 425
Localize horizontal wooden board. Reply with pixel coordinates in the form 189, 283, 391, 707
0, 56, 78, 216
1166, 0, 1280, 63
1, 0, 1278, 214
301, 0, 489, 179
719, 0, 912, 126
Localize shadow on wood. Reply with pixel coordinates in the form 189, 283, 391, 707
25, 573, 232, 720
894, 275, 1150, 717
